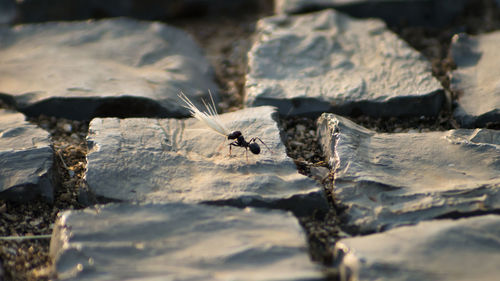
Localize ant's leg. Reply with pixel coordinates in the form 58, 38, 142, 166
245, 147, 249, 163
250, 137, 273, 154
228, 142, 237, 156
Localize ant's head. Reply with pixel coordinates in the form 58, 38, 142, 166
249, 142, 261, 154
228, 131, 242, 140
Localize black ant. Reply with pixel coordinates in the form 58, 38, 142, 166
178, 92, 272, 161
227, 131, 271, 161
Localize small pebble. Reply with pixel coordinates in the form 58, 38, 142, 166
310, 166, 330, 182
59, 192, 72, 201
289, 140, 304, 147
7, 247, 16, 255
29, 218, 43, 227
2, 213, 19, 221
39, 122, 50, 130
296, 124, 306, 133
62, 123, 72, 133
304, 152, 315, 159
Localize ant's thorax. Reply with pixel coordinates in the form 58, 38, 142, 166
227, 131, 242, 140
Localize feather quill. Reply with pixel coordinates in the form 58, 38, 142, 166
178, 92, 230, 137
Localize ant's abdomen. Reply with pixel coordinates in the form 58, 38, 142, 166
249, 142, 260, 154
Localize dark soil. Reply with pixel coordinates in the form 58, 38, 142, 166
2, 0, 500, 280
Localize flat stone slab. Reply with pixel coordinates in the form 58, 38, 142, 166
0, 18, 219, 120
450, 32, 500, 127
335, 215, 500, 281
86, 106, 328, 216
50, 203, 324, 281
317, 113, 500, 232
275, 0, 467, 27
245, 9, 444, 117
0, 109, 54, 202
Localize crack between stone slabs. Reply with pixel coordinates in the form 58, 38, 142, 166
20, 96, 182, 121
435, 209, 500, 220
43, 123, 89, 210
277, 115, 349, 271
3, 91, 191, 120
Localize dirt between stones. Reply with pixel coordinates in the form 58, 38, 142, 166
1, 0, 500, 280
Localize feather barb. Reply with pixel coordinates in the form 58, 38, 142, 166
178, 92, 230, 137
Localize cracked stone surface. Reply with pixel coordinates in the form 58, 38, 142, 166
85, 106, 328, 216
450, 32, 500, 127
245, 9, 444, 117
335, 215, 500, 281
0, 18, 219, 120
50, 203, 324, 281
317, 113, 500, 232
275, 0, 468, 27
0, 109, 54, 202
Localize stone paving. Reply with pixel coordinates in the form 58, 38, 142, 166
1, 0, 500, 280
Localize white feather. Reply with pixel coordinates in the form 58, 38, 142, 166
178, 92, 230, 137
